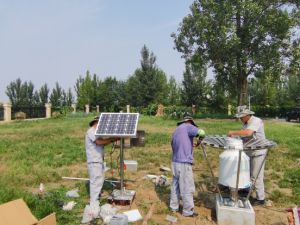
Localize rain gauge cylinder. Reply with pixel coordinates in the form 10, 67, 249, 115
201, 135, 276, 225
218, 138, 251, 189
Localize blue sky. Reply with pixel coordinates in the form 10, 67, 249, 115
0, 0, 194, 101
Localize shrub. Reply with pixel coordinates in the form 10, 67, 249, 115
15, 111, 26, 120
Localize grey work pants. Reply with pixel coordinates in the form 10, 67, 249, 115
250, 154, 266, 200
170, 162, 195, 216
88, 162, 105, 205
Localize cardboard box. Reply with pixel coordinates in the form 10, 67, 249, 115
0, 199, 56, 225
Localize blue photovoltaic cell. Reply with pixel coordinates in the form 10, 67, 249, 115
95, 113, 139, 137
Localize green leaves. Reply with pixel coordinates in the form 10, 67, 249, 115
173, 0, 300, 105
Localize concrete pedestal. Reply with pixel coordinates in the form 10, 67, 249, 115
216, 195, 255, 225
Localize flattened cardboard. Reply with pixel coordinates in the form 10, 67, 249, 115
0, 199, 56, 225
0, 199, 37, 225
37, 213, 56, 225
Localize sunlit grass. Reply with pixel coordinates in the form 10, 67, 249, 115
0, 115, 299, 224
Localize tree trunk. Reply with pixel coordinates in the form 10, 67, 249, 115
237, 74, 248, 106
236, 3, 248, 107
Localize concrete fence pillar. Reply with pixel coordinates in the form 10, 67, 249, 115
45, 103, 52, 118
228, 104, 232, 116
96, 105, 99, 113
3, 103, 12, 122
85, 104, 90, 114
192, 104, 196, 115
71, 104, 76, 114
126, 105, 130, 113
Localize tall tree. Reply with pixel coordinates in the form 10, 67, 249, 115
5, 78, 36, 106
181, 62, 211, 107
98, 77, 123, 111
50, 82, 64, 107
75, 71, 100, 108
172, 0, 300, 106
167, 76, 181, 105
33, 91, 40, 105
39, 83, 49, 105
286, 40, 300, 104
65, 88, 74, 106
126, 45, 168, 107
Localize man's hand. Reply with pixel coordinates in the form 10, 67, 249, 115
194, 138, 203, 147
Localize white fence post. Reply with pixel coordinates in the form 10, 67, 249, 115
45, 103, 52, 118
3, 103, 12, 122
126, 105, 130, 113
85, 104, 90, 114
96, 105, 99, 114
71, 104, 76, 114
228, 104, 232, 116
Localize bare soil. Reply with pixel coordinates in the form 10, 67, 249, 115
100, 168, 289, 225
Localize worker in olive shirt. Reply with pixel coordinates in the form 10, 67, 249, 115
170, 115, 205, 217
228, 107, 267, 206
84, 116, 118, 221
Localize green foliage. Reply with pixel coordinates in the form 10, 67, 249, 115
251, 105, 294, 118
49, 82, 69, 107
141, 104, 158, 116
39, 83, 50, 105
125, 45, 169, 107
172, 0, 300, 105
166, 76, 181, 105
75, 71, 125, 112
163, 105, 192, 119
97, 77, 124, 112
74, 71, 98, 108
181, 62, 212, 107
6, 78, 37, 107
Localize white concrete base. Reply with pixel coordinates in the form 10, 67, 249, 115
216, 195, 255, 225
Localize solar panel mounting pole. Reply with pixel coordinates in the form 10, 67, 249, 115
95, 113, 139, 205
119, 137, 125, 193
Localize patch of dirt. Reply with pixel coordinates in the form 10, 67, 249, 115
102, 169, 289, 225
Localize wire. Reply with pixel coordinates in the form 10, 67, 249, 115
109, 142, 117, 177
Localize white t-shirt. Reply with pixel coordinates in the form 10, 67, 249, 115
243, 116, 267, 156
85, 127, 104, 163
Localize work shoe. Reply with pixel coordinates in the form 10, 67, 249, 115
170, 208, 179, 213
184, 212, 198, 217
251, 199, 265, 206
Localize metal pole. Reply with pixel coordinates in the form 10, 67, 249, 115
234, 150, 242, 205
249, 95, 251, 110
120, 138, 125, 194
246, 150, 268, 201
201, 144, 223, 201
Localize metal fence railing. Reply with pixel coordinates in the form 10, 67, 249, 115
12, 106, 46, 119
0, 106, 3, 121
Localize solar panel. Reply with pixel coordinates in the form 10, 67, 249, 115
95, 113, 139, 138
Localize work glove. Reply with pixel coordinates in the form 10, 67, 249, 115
198, 129, 206, 138
194, 129, 206, 147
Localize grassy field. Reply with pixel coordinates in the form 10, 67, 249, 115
0, 115, 299, 224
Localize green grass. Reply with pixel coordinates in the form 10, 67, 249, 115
0, 115, 299, 224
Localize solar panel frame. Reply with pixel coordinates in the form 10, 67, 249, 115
95, 113, 139, 138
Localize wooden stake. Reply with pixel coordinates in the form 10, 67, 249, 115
141, 203, 155, 225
